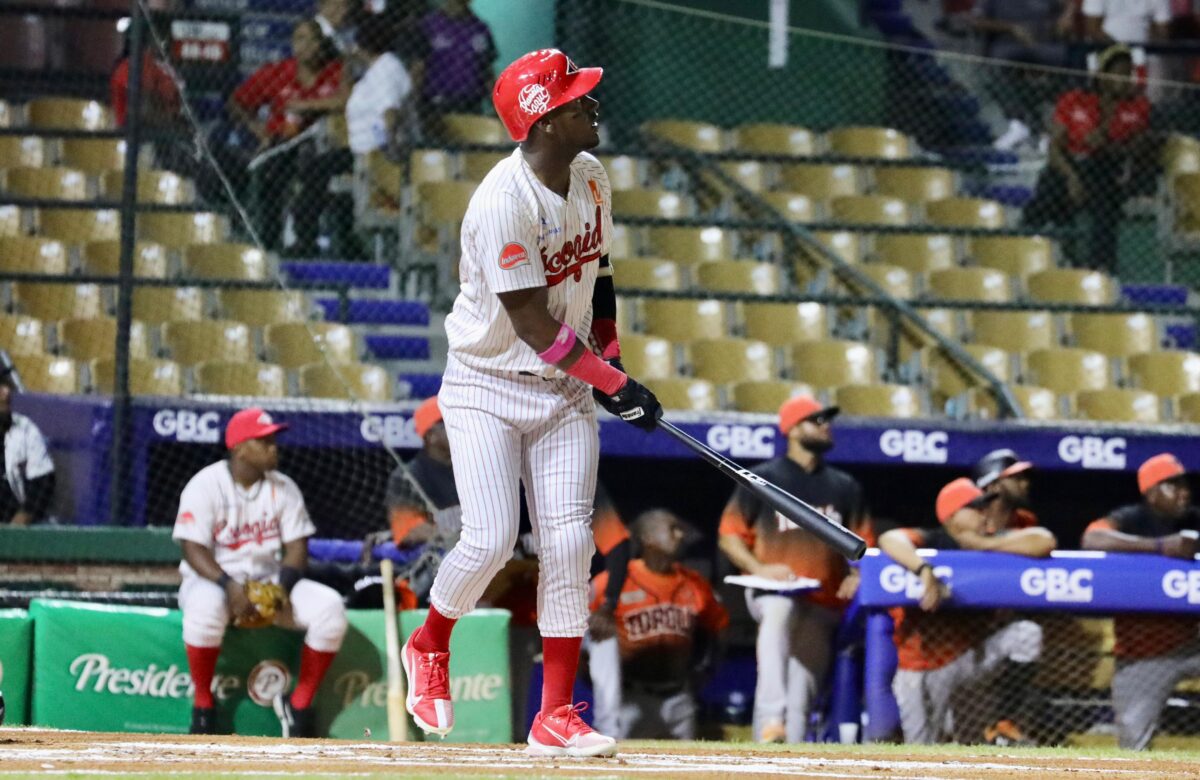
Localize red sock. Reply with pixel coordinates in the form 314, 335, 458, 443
185, 644, 221, 709
413, 605, 457, 653
291, 644, 337, 709
541, 636, 583, 713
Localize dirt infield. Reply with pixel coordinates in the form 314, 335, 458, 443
4, 728, 1200, 779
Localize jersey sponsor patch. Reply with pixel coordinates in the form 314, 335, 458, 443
177, 511, 195, 525
498, 242, 530, 270
588, 179, 603, 206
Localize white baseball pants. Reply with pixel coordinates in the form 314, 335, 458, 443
179, 575, 348, 653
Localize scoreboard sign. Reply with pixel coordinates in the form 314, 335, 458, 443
170, 19, 232, 64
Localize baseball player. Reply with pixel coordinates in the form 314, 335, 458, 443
173, 408, 348, 738
879, 478, 1056, 745
717, 395, 867, 743
587, 509, 728, 739
972, 448, 1038, 531
386, 395, 461, 547
0, 354, 55, 526
400, 48, 661, 758
1081, 453, 1200, 750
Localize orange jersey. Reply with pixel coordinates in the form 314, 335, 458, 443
593, 503, 629, 556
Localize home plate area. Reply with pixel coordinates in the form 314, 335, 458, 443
4, 731, 1200, 779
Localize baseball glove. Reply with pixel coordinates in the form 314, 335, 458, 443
236, 580, 286, 628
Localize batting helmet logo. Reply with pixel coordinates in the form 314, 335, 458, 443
518, 83, 552, 116
493, 49, 603, 141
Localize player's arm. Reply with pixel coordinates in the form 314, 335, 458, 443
590, 254, 619, 361
1082, 517, 1196, 558
878, 528, 946, 611
956, 527, 1057, 557
180, 540, 258, 622
717, 491, 793, 581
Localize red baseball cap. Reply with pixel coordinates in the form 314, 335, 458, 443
936, 477, 998, 524
413, 396, 443, 439
225, 407, 288, 450
1138, 453, 1186, 494
493, 49, 603, 142
778, 394, 839, 434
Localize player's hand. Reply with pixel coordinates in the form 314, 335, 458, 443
9, 510, 32, 526
756, 563, 796, 582
918, 567, 948, 612
224, 580, 259, 624
592, 358, 624, 407
836, 569, 861, 600
1160, 533, 1197, 559
599, 376, 663, 432
588, 605, 618, 641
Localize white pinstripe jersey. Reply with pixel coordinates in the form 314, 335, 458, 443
445, 148, 612, 377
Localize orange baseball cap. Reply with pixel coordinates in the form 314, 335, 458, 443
1138, 453, 1186, 494
778, 394, 839, 434
225, 407, 288, 449
413, 396, 443, 439
936, 477, 998, 524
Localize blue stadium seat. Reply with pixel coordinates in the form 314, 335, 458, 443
398, 372, 443, 399
307, 538, 426, 563
969, 183, 1034, 207
1166, 323, 1197, 350
283, 261, 391, 290
315, 297, 430, 325
1122, 284, 1189, 306
365, 334, 431, 360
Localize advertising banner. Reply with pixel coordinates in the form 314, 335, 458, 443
0, 609, 32, 725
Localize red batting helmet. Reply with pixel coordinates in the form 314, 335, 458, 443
492, 49, 603, 142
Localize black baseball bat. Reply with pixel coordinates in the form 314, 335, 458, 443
657, 420, 866, 561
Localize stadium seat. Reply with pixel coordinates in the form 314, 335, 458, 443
12, 354, 79, 394
91, 357, 183, 396
0, 314, 44, 356
440, 113, 503, 144
4, 167, 87, 200
926, 198, 1005, 228
695, 260, 781, 295
971, 310, 1057, 352
162, 320, 254, 366
851, 263, 914, 298
689, 337, 774, 383
810, 231, 861, 263
408, 149, 452, 185
300, 362, 393, 401
610, 223, 635, 258
0, 136, 45, 168
1027, 269, 1118, 305
1164, 134, 1200, 180
873, 233, 955, 274
617, 334, 674, 381
1128, 351, 1200, 396
641, 298, 725, 341
58, 317, 150, 361
133, 287, 204, 324
791, 340, 877, 387
0, 205, 20, 238
779, 164, 858, 200
641, 119, 723, 152
836, 383, 924, 418
760, 192, 816, 222
103, 169, 190, 204
1176, 392, 1200, 423
139, 212, 225, 248
612, 190, 688, 219
1175, 173, 1200, 232
26, 97, 110, 130
735, 123, 816, 156
873, 166, 954, 203
968, 236, 1053, 279
0, 101, 9, 128
14, 282, 102, 320
362, 151, 403, 213
81, 241, 168, 279
928, 267, 1012, 302
60, 138, 126, 174
37, 208, 120, 243
218, 289, 308, 327
968, 384, 1061, 420
460, 151, 508, 182
1069, 312, 1157, 358
892, 308, 959, 359
597, 155, 641, 191
741, 301, 829, 346
0, 236, 68, 274
718, 160, 768, 193
418, 181, 477, 224
1026, 347, 1112, 393
827, 126, 910, 158
924, 344, 1012, 402
613, 258, 682, 291
183, 244, 269, 281
645, 377, 718, 411
831, 195, 908, 225
1075, 388, 1161, 423
196, 360, 287, 398
646, 226, 735, 264
731, 380, 816, 413
265, 322, 357, 369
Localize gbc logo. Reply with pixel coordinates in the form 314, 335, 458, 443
1020, 567, 1094, 603
707, 425, 775, 459
360, 415, 422, 448
152, 410, 221, 443
879, 563, 952, 598
879, 430, 948, 464
1058, 436, 1126, 469
1162, 570, 1200, 603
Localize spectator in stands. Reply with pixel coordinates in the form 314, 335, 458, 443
973, 448, 1040, 530
110, 17, 181, 130
383, 0, 431, 97
586, 509, 729, 739
718, 395, 869, 744
386, 396, 459, 548
346, 19, 415, 157
1083, 0, 1171, 43
315, 0, 360, 55
0, 355, 55, 526
1021, 44, 1159, 273
880, 478, 1055, 745
418, 0, 496, 136
1082, 452, 1200, 750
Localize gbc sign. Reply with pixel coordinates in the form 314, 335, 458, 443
1019, 567, 1094, 603
152, 410, 221, 443
1058, 436, 1126, 469
360, 415, 422, 448
879, 563, 952, 599
879, 429, 948, 464
706, 425, 775, 459
1162, 570, 1200, 604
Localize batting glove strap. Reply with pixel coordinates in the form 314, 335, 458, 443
600, 377, 663, 432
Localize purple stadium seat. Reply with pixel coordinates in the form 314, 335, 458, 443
398, 372, 443, 399
1166, 323, 1197, 350
364, 334, 431, 360
315, 297, 430, 325
1122, 284, 1189, 307
283, 261, 391, 290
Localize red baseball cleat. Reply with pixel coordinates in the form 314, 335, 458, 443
401, 632, 453, 737
526, 703, 617, 757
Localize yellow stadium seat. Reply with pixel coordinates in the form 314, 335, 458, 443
928, 267, 1012, 302
14, 283, 102, 320
761, 192, 816, 222
779, 164, 859, 199
1129, 351, 1200, 397
731, 380, 816, 413
1069, 312, 1157, 358
5, 167, 87, 200
265, 322, 356, 369
741, 301, 829, 346
613, 258, 682, 291
873, 167, 954, 203
1027, 269, 1118, 305
12, 354, 79, 394
1164, 134, 1200, 180
612, 190, 688, 219
830, 195, 909, 225
792, 340, 877, 387
828, 126, 910, 158
163, 320, 253, 366
300, 362, 392, 401
0, 236, 68, 274
183, 244, 269, 281
0, 315, 44, 356
1076, 388, 1161, 423
0, 101, 9, 128
969, 384, 1062, 420
689, 337, 774, 383
646, 226, 734, 264
968, 236, 1053, 279
81, 241, 169, 279
617, 334, 674, 381
61, 138, 126, 173
642, 119, 723, 152
58, 317, 150, 361
610, 223, 635, 258
195, 361, 287, 398
1026, 347, 1111, 393
695, 260, 781, 295
717, 160, 768, 193
139, 212, 225, 248
218, 289, 308, 327
873, 233, 955, 274
91, 357, 183, 396
836, 383, 925, 418
925, 344, 1012, 402
418, 181, 477, 224
1175, 173, 1200, 231
440, 113, 504, 144
891, 307, 960, 360
0, 205, 21, 238
811, 231, 861, 263
645, 377, 718, 411
363, 151, 403, 213
642, 298, 726, 341
103, 169, 191, 204
926, 197, 1005, 228
597, 155, 641, 191
735, 123, 815, 156
408, 148, 453, 185
133, 287, 204, 324
1176, 392, 1200, 423
38, 208, 120, 243
460, 151, 508, 182
851, 263, 914, 299
26, 97, 110, 130
971, 310, 1057, 352
0, 136, 45, 168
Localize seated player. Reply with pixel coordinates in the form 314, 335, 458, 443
879, 478, 1056, 745
386, 396, 461, 547
173, 408, 348, 737
0, 356, 55, 525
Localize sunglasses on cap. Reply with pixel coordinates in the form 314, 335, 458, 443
804, 412, 835, 426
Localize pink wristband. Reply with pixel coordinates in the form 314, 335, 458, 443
538, 323, 577, 364
565, 349, 628, 396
